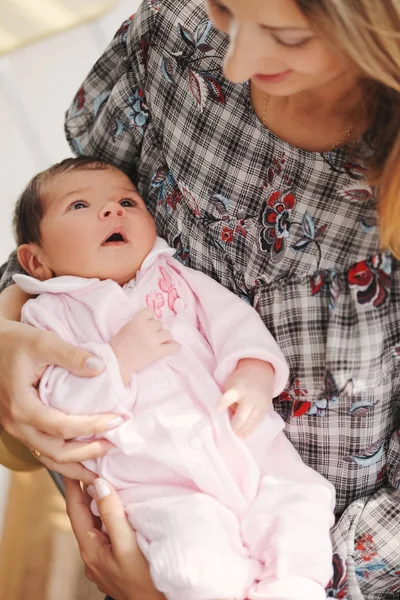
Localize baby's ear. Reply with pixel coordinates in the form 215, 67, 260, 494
17, 244, 53, 281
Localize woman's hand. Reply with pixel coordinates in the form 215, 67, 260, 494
0, 318, 120, 483
65, 477, 165, 600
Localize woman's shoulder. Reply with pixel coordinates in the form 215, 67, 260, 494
156, 0, 209, 24
127, 0, 226, 55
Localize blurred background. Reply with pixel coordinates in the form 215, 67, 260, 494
0, 1, 141, 598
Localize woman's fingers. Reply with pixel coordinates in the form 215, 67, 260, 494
40, 456, 98, 484
65, 478, 107, 555
21, 400, 123, 439
93, 479, 139, 559
39, 331, 106, 377
84, 565, 97, 584
65, 478, 107, 546
64, 478, 93, 532
65, 477, 164, 600
19, 423, 114, 463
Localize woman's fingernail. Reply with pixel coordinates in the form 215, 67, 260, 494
86, 357, 105, 371
94, 478, 111, 499
87, 485, 95, 498
106, 416, 124, 429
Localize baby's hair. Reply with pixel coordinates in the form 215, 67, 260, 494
13, 156, 118, 246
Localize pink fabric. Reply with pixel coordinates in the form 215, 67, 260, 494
16, 238, 335, 600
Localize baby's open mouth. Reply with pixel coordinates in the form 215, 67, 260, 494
101, 228, 128, 245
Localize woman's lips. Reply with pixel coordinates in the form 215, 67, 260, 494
254, 70, 292, 84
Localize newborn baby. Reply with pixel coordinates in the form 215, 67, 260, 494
13, 157, 335, 600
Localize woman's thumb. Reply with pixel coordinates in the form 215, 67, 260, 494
47, 336, 105, 376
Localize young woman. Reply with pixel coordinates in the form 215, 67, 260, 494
0, 1, 399, 598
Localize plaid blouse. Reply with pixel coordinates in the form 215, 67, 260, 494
2, 1, 399, 597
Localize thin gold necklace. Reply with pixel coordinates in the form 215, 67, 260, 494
262, 93, 355, 152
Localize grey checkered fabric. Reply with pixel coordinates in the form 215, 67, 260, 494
2, 1, 399, 597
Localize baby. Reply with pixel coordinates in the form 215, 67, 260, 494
13, 157, 335, 600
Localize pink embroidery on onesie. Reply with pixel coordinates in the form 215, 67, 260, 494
158, 266, 179, 311
145, 290, 164, 317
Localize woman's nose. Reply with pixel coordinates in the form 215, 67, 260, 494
223, 21, 273, 83
99, 202, 126, 220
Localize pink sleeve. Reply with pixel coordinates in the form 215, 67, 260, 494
39, 342, 131, 416
21, 294, 133, 417
175, 263, 289, 397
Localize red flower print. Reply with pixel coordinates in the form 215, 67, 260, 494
73, 85, 85, 111
278, 391, 292, 403
140, 37, 150, 67
311, 271, 325, 296
235, 220, 247, 237
326, 553, 348, 598
348, 254, 391, 308
293, 400, 312, 417
259, 190, 296, 261
115, 14, 135, 39
376, 465, 387, 483
355, 533, 377, 562
167, 189, 183, 210
278, 379, 310, 417
221, 226, 234, 243
181, 183, 200, 217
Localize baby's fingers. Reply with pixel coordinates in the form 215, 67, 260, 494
236, 408, 266, 438
229, 401, 253, 435
159, 341, 181, 357
218, 389, 241, 412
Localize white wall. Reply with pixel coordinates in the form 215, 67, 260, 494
0, 0, 142, 538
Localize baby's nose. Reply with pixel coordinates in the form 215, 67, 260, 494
99, 202, 126, 219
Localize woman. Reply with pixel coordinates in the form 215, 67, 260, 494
0, 0, 399, 598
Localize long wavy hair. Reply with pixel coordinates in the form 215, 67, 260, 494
297, 0, 400, 258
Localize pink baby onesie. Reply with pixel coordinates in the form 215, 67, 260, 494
15, 238, 335, 600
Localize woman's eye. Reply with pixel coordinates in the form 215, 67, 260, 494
273, 36, 313, 48
212, 0, 230, 15
120, 198, 137, 207
208, 0, 231, 19
70, 201, 88, 210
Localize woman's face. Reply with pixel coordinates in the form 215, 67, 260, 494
206, 0, 350, 96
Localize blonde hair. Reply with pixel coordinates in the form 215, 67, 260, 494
298, 0, 400, 258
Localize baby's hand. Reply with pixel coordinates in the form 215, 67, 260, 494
110, 307, 181, 385
219, 358, 275, 438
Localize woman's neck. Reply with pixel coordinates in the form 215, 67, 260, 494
251, 74, 368, 152
284, 76, 364, 121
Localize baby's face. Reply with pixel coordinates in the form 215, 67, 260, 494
38, 167, 157, 284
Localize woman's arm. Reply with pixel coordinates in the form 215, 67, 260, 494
65, 477, 166, 600
0, 284, 29, 321
0, 425, 42, 471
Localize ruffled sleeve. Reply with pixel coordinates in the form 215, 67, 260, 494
64, 0, 157, 179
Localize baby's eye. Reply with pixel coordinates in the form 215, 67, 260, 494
120, 198, 137, 207
70, 201, 88, 210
